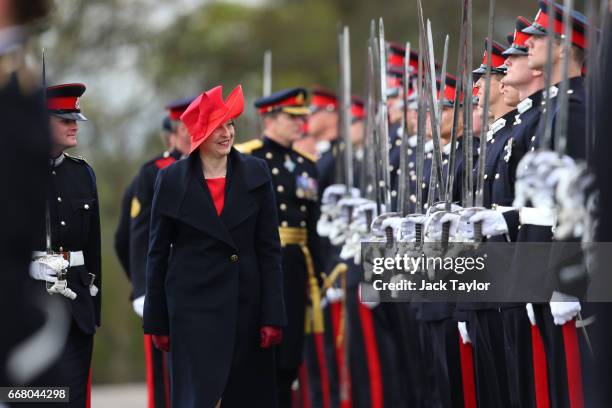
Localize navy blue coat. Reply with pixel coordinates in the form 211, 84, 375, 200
143, 148, 287, 408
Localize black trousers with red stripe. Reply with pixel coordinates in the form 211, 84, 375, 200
22, 320, 93, 408
144, 334, 171, 408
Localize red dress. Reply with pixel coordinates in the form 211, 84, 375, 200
206, 177, 226, 215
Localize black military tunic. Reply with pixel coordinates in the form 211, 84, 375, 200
114, 178, 135, 281
32, 152, 101, 407
237, 137, 322, 370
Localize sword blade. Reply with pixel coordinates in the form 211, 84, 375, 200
475, 0, 496, 208
399, 41, 412, 216
540, 0, 558, 151
554, 0, 574, 156
263, 50, 272, 97
379, 18, 392, 210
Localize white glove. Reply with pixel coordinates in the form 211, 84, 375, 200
132, 295, 145, 318
458, 321, 471, 344
469, 209, 509, 237
549, 291, 581, 326
317, 215, 333, 237
29, 256, 68, 283
322, 184, 360, 205
326, 287, 344, 304
526, 303, 536, 326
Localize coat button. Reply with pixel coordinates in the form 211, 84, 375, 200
57, 197, 62, 202
60, 221, 66, 226
230, 254, 239, 262
277, 185, 284, 193
272, 168, 279, 175
84, 204, 90, 210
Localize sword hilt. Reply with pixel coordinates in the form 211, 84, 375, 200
385, 226, 394, 248
473, 220, 483, 242
415, 223, 423, 245
441, 221, 450, 250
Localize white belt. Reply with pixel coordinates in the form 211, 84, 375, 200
519, 207, 556, 227
493, 205, 517, 213
32, 251, 85, 267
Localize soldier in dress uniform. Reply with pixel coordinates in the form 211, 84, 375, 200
27, 83, 101, 406
454, 38, 518, 408
310, 87, 339, 196
129, 96, 193, 408
114, 116, 174, 282
235, 87, 322, 408
0, 0, 62, 390
497, 17, 546, 407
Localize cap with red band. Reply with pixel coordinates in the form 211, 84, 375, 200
310, 87, 338, 112
503, 16, 532, 56
387, 42, 420, 74
47, 83, 87, 121
254, 87, 309, 116
522, 0, 588, 49
166, 96, 196, 121
351, 96, 365, 122
473, 38, 508, 78
438, 74, 462, 108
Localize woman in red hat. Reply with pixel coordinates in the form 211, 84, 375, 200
143, 85, 287, 408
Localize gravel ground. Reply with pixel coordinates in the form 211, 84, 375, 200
91, 383, 147, 407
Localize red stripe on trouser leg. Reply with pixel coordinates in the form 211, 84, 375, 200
458, 334, 477, 408
330, 302, 351, 408
144, 334, 155, 408
86, 366, 92, 408
298, 362, 311, 408
530, 324, 550, 408
357, 303, 383, 408
313, 333, 332, 408
562, 321, 584, 408
162, 350, 171, 408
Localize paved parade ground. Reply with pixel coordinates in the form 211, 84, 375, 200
91, 383, 146, 407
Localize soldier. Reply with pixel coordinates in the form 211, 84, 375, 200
114, 116, 175, 282
310, 87, 339, 196
27, 83, 101, 406
497, 17, 546, 407
129, 96, 193, 408
0, 0, 60, 389
236, 87, 322, 408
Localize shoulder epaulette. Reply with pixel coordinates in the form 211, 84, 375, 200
292, 147, 317, 163
64, 153, 89, 165
235, 139, 263, 154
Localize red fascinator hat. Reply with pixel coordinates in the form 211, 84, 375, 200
181, 85, 245, 154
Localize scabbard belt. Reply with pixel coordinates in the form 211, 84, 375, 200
278, 227, 324, 334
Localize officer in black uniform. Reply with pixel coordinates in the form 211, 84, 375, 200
27, 83, 101, 406
128, 96, 193, 408
236, 88, 322, 408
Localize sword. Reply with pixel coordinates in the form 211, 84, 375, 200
463, 0, 475, 208
378, 18, 392, 211
339, 26, 353, 195
42, 48, 52, 255
554, 0, 574, 156
365, 42, 378, 205
540, 0, 558, 151
473, 0, 496, 241
422, 16, 446, 209
475, 0, 496, 209
415, 36, 425, 216
398, 41, 412, 216
262, 50, 272, 97
446, 0, 468, 210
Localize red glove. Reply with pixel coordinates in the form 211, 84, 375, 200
152, 335, 170, 352
260, 326, 283, 348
